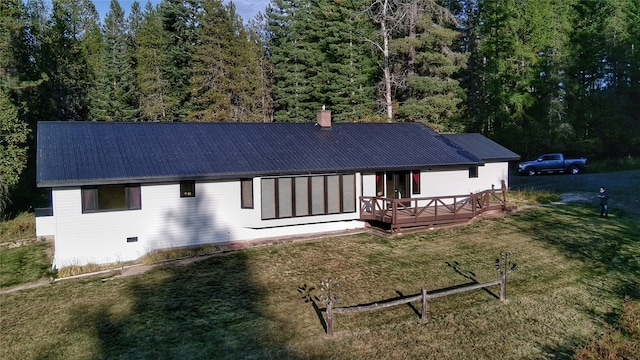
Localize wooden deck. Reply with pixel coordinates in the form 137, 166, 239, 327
360, 182, 511, 232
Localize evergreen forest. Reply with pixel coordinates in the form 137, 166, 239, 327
2, 0, 640, 213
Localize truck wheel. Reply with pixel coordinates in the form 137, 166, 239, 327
525, 167, 536, 176
570, 166, 580, 175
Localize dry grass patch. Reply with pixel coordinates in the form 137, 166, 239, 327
56, 262, 130, 279
0, 212, 36, 244
140, 244, 222, 264
507, 188, 561, 206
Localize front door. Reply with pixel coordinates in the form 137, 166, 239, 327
386, 171, 409, 199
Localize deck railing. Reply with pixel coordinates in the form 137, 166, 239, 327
359, 180, 509, 231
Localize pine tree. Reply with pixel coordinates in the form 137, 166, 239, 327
593, 0, 640, 156
41, 0, 102, 121
135, 3, 174, 121
91, 0, 138, 121
18, 0, 52, 127
310, 0, 378, 122
126, 1, 144, 119
188, 1, 267, 122
158, 0, 200, 121
246, 13, 275, 122
392, 0, 467, 131
267, 0, 318, 122
268, 0, 379, 122
468, 0, 576, 156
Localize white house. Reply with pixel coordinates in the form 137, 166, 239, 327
36, 111, 520, 268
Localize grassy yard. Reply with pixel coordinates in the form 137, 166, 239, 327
1, 202, 638, 359
0, 213, 51, 288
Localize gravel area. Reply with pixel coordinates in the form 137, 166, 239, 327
509, 169, 640, 220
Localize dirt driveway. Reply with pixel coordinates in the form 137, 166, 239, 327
509, 169, 640, 220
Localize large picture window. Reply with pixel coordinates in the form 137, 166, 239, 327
82, 184, 141, 213
261, 174, 356, 220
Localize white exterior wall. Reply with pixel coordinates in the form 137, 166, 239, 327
483, 162, 511, 190
46, 164, 510, 268
418, 162, 509, 198
361, 173, 378, 197
49, 176, 365, 268
35, 214, 56, 238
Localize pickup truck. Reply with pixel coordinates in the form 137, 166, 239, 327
518, 153, 587, 176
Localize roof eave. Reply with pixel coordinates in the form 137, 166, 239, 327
37, 162, 487, 188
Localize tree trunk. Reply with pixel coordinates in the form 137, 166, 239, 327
382, 0, 393, 122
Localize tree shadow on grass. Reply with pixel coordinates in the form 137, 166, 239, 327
506, 204, 640, 358
71, 253, 301, 359
509, 204, 640, 301
68, 188, 301, 359
298, 283, 327, 333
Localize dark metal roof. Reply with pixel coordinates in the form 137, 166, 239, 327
37, 122, 489, 187
441, 133, 521, 162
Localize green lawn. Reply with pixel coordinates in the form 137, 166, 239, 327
0, 213, 50, 288
0, 241, 50, 288
1, 203, 638, 359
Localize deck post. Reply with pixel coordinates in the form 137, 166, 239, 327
421, 288, 428, 322
471, 192, 476, 217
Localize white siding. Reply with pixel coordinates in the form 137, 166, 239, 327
484, 162, 511, 189
361, 173, 377, 197
35, 214, 55, 237
49, 176, 365, 268
46, 165, 510, 268
416, 162, 509, 198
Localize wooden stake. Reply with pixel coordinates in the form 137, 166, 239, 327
421, 288, 428, 322
327, 301, 334, 336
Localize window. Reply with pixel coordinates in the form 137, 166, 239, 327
294, 178, 309, 216
261, 174, 356, 220
342, 174, 356, 212
241, 179, 254, 208
469, 166, 478, 178
411, 171, 421, 194
375, 172, 384, 196
82, 184, 141, 213
261, 179, 276, 219
180, 180, 195, 197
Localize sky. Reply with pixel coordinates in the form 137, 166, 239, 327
52, 1, 269, 23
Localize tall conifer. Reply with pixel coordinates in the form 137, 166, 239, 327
392, 0, 467, 131
91, 0, 138, 121
41, 0, 102, 121
188, 1, 267, 122
267, 0, 318, 122
158, 0, 199, 121
135, 3, 174, 121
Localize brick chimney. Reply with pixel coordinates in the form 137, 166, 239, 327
317, 106, 331, 129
